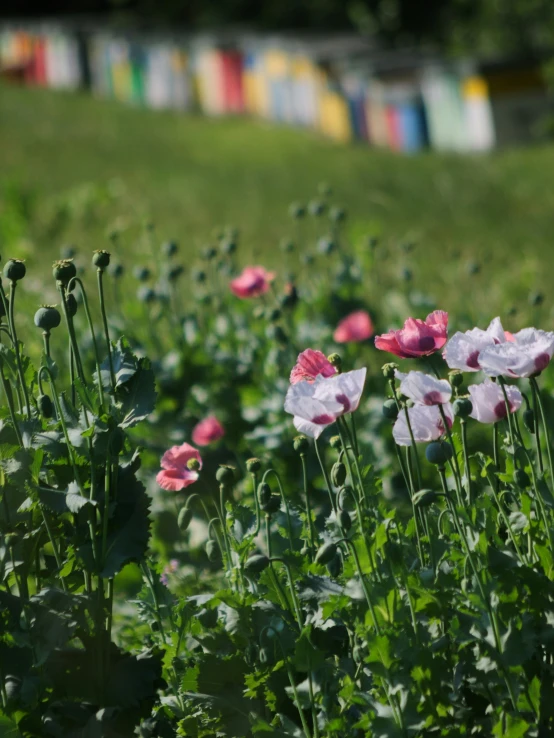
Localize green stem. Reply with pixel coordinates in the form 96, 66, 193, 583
251, 472, 261, 537
97, 268, 116, 392
262, 469, 295, 551
460, 419, 472, 505
300, 454, 316, 556
531, 377, 554, 484
7, 283, 31, 420
530, 381, 544, 474
68, 277, 105, 408
314, 438, 337, 515
0, 357, 22, 446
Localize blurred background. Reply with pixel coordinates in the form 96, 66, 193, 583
1, 0, 554, 323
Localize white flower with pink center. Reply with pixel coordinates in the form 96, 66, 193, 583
392, 404, 453, 446
284, 368, 366, 439
478, 328, 554, 379
467, 380, 522, 423
396, 370, 451, 406
443, 317, 510, 372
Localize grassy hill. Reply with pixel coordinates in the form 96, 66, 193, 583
1, 82, 554, 324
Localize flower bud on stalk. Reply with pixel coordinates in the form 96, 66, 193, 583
205, 539, 220, 562
425, 441, 453, 466
162, 240, 179, 258
327, 552, 343, 577
413, 489, 439, 508
315, 542, 337, 565
331, 462, 347, 487
453, 397, 473, 418
382, 363, 398, 380
257, 482, 272, 508
38, 393, 54, 419
244, 554, 270, 574
449, 370, 464, 389
288, 202, 306, 219
168, 265, 184, 282
134, 266, 151, 282
65, 293, 78, 318
523, 408, 535, 434
109, 263, 124, 279
382, 399, 399, 420
178, 506, 193, 532
339, 509, 352, 531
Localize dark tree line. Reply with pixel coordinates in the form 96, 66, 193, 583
3, 0, 554, 56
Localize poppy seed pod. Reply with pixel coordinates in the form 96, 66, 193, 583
92, 250, 111, 269
221, 238, 237, 256
317, 237, 336, 256
449, 370, 464, 388
425, 441, 453, 466
315, 542, 337, 566
65, 293, 78, 318
205, 540, 220, 562
244, 554, 270, 574
382, 399, 399, 420
413, 489, 439, 508
308, 200, 325, 217
288, 202, 305, 219
201, 246, 218, 262
38, 393, 54, 419
137, 286, 156, 304
339, 509, 352, 531
453, 397, 473, 418
133, 266, 151, 282
262, 495, 281, 515
329, 435, 341, 449
330, 206, 346, 223
293, 435, 309, 453
109, 262, 124, 278
4, 259, 26, 282
162, 240, 178, 257
168, 265, 184, 282
187, 458, 201, 472
246, 458, 261, 473
34, 306, 61, 332
331, 462, 347, 488
52, 259, 76, 285
216, 465, 235, 485
382, 363, 399, 380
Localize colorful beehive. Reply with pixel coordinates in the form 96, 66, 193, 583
420, 65, 470, 151
461, 73, 496, 151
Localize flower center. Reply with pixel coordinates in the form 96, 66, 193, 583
311, 413, 336, 425
494, 401, 508, 419
534, 352, 550, 373
423, 391, 443, 405
466, 350, 480, 369
335, 393, 351, 414
418, 336, 435, 352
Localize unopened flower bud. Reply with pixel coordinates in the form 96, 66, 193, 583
246, 458, 262, 473
92, 250, 111, 269
244, 554, 270, 574
257, 482, 272, 507
178, 506, 193, 531
193, 269, 206, 284
206, 539, 220, 562
449, 370, 464, 389
4, 259, 26, 283
216, 465, 235, 485
315, 542, 337, 565
280, 239, 294, 254
331, 462, 347, 487
329, 206, 346, 223
201, 246, 218, 262
513, 469, 530, 489
38, 393, 54, 419
382, 399, 399, 420
34, 306, 61, 332
382, 363, 398, 380
168, 265, 184, 282
326, 552, 343, 577
137, 286, 156, 304
317, 237, 336, 255
413, 489, 439, 508
221, 239, 237, 255
293, 435, 309, 453
65, 293, 78, 317
339, 509, 352, 531
529, 292, 544, 307
327, 353, 342, 371
187, 458, 201, 472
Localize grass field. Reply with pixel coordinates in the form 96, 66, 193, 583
1, 83, 554, 322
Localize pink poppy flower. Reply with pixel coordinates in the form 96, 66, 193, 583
392, 404, 453, 446
230, 266, 276, 298
284, 368, 367, 439
443, 317, 510, 372
192, 415, 225, 446
395, 370, 451, 406
156, 442, 202, 491
290, 349, 337, 385
374, 310, 448, 359
468, 380, 522, 423
333, 310, 374, 343
478, 328, 554, 379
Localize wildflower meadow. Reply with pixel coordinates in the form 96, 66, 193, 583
1, 168, 554, 738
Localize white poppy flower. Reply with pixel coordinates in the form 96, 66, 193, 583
392, 403, 453, 446
443, 317, 509, 372
284, 368, 367, 439
396, 370, 451, 406
468, 380, 522, 423
478, 328, 554, 379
